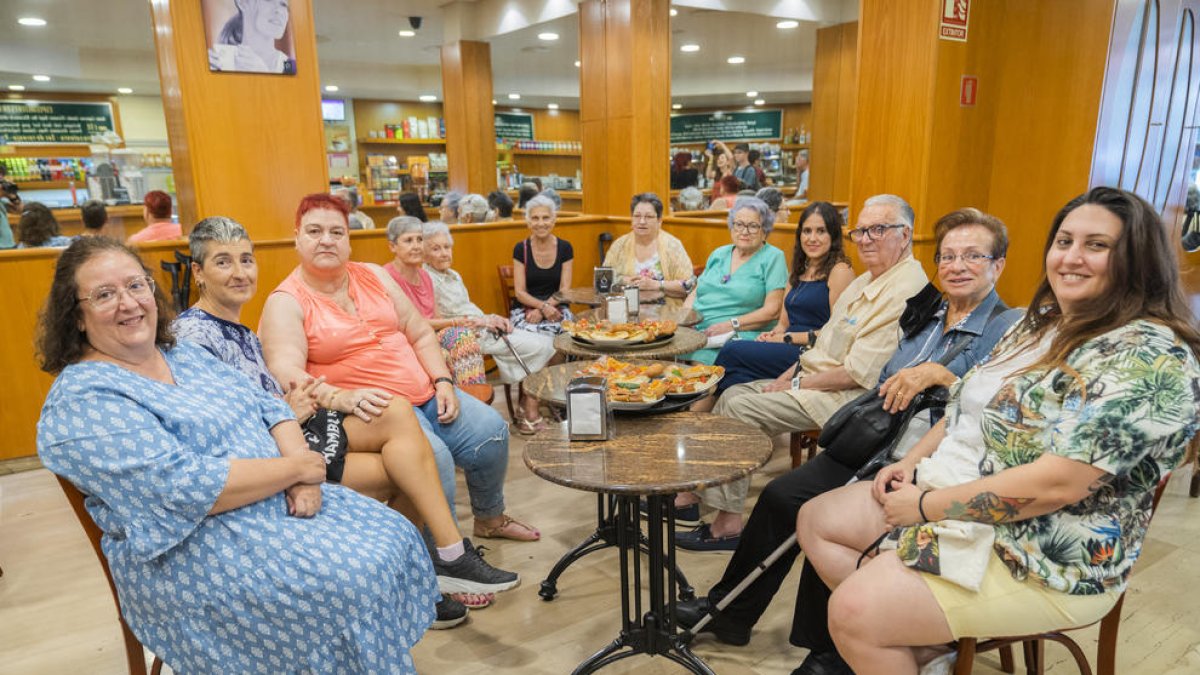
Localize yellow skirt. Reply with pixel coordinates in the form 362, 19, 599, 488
921, 553, 1120, 639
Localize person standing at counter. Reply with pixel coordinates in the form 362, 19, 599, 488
671, 152, 699, 189
733, 143, 761, 191
128, 190, 181, 243
706, 141, 735, 201
79, 200, 110, 238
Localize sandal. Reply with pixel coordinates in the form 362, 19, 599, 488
513, 416, 546, 435
447, 591, 494, 609
473, 515, 541, 541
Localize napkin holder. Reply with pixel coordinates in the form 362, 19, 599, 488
594, 266, 614, 294
624, 286, 640, 316
606, 294, 628, 323
567, 376, 611, 441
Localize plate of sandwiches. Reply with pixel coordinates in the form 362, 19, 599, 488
662, 364, 725, 397
574, 358, 670, 409
562, 318, 678, 348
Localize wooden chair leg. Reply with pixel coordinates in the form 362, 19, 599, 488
1022, 639, 1044, 675
1095, 595, 1126, 675
999, 643, 1015, 673
150, 657, 164, 675
504, 383, 517, 422
954, 639, 977, 675
120, 618, 149, 675
789, 432, 803, 468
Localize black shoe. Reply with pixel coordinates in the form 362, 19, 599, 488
676, 523, 741, 552
639, 499, 702, 527
432, 596, 468, 630
792, 649, 854, 675
434, 539, 520, 594
675, 597, 751, 646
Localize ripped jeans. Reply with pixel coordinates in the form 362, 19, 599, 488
414, 387, 510, 520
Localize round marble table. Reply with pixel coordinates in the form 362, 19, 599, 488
553, 286, 610, 307
525, 413, 771, 674
553, 326, 706, 360
575, 304, 701, 327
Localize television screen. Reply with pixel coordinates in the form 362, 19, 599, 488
321, 99, 345, 121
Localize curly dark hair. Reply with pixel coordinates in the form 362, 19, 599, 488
790, 201, 850, 286
36, 237, 176, 374
18, 202, 62, 247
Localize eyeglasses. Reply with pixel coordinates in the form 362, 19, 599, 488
632, 214, 658, 222
732, 221, 763, 233
847, 223, 906, 242
78, 275, 156, 309
934, 252, 996, 266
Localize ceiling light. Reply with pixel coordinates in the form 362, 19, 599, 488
672, 103, 682, 110
746, 91, 758, 97
117, 87, 134, 94
8, 85, 25, 91
324, 85, 339, 92
492, 99, 497, 105
670, 8, 678, 17
727, 56, 745, 64
398, 29, 416, 37
508, 93, 521, 100
754, 99, 765, 105
32, 75, 50, 82
680, 43, 700, 53
419, 95, 437, 102
777, 20, 800, 29
574, 60, 581, 67
538, 32, 559, 41
18, 17, 47, 27
548, 103, 560, 110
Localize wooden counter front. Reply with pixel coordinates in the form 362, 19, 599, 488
48, 204, 146, 239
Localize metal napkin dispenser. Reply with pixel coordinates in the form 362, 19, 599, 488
567, 376, 611, 441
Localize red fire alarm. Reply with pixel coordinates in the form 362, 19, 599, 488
960, 75, 978, 107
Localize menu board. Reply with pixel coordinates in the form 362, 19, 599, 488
495, 112, 535, 141
0, 100, 116, 144
669, 110, 783, 143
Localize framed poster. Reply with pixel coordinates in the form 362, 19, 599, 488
495, 112, 535, 141
202, 0, 297, 75
669, 110, 783, 143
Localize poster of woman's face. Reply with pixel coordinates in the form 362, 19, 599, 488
202, 0, 296, 75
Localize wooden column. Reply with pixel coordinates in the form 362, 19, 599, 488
148, 0, 328, 239
810, 22, 858, 203
441, 41, 497, 194
579, 0, 671, 216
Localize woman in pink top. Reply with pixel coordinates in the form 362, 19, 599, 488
383, 216, 485, 386
127, 190, 183, 243
260, 194, 538, 542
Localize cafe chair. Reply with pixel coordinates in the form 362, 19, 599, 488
496, 265, 520, 421
951, 475, 1173, 675
158, 250, 193, 314
789, 430, 819, 468
55, 476, 164, 675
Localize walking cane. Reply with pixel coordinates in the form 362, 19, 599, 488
681, 535, 798, 641
492, 328, 533, 377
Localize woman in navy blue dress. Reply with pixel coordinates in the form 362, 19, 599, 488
713, 202, 856, 392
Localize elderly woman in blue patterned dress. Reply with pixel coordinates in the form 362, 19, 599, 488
35, 236, 438, 673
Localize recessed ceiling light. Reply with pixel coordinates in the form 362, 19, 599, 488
32, 75, 50, 82
18, 17, 47, 27
538, 32, 559, 41
117, 87, 134, 94
680, 43, 700, 53
324, 85, 339, 92
672, 103, 682, 110
754, 99, 765, 105
727, 56, 746, 64
398, 30, 416, 37
491, 99, 497, 105
670, 8, 678, 17
8, 85, 25, 91
574, 60, 581, 67
746, 91, 758, 97
777, 20, 800, 29
419, 95, 437, 102
548, 103, 559, 110
508, 93, 521, 100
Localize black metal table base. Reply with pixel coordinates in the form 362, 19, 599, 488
561, 495, 713, 675
539, 493, 695, 602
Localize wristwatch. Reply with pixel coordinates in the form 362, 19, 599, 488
782, 333, 794, 344
730, 317, 742, 331
791, 374, 803, 390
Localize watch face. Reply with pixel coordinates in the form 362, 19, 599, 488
783, 334, 793, 344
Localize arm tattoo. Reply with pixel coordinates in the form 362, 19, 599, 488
1086, 474, 1116, 494
943, 492, 1036, 524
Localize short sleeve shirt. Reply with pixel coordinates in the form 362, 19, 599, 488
513, 237, 573, 302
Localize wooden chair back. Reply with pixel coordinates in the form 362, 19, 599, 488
498, 265, 517, 312
55, 476, 162, 675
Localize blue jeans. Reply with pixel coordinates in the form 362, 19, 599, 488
414, 387, 510, 520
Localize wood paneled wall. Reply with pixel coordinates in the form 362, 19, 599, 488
352, 99, 444, 138
442, 41, 498, 194
148, 0, 328, 239
810, 22, 857, 202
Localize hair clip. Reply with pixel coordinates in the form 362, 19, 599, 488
721, 274, 731, 284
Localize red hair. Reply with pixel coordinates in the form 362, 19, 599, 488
719, 174, 740, 193
295, 193, 350, 230
143, 190, 173, 220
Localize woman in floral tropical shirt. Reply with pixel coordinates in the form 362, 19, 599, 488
796, 187, 1200, 675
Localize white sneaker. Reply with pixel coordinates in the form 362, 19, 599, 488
919, 651, 957, 675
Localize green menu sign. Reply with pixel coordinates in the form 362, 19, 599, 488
0, 100, 116, 144
495, 112, 535, 140
669, 109, 783, 143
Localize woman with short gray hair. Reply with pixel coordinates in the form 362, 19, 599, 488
457, 194, 491, 224
439, 191, 463, 224
422, 222, 558, 430
678, 186, 707, 211
510, 195, 574, 340
681, 196, 788, 365
384, 217, 487, 386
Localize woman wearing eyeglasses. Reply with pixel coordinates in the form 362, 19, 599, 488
682, 196, 788, 365
601, 193, 696, 306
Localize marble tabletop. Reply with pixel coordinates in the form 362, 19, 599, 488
553, 326, 706, 360
523, 412, 773, 496
523, 361, 684, 406
554, 287, 611, 307
575, 304, 701, 327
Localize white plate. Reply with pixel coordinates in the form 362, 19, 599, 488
609, 397, 666, 410
664, 372, 723, 398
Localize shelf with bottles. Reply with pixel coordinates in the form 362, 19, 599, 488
1, 156, 92, 182
506, 140, 582, 156
358, 138, 447, 146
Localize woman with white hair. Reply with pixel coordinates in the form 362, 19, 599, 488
457, 194, 492, 224
384, 216, 487, 385
439, 191, 463, 225
423, 221, 559, 432
510, 195, 575, 338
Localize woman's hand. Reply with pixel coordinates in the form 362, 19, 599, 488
525, 307, 544, 324
490, 314, 513, 333
756, 329, 784, 343
879, 482, 925, 527
329, 387, 393, 422
434, 379, 460, 423
542, 302, 563, 322
872, 457, 918, 503
628, 275, 660, 291
286, 482, 323, 518
879, 363, 952, 413
284, 376, 324, 423
705, 321, 734, 337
